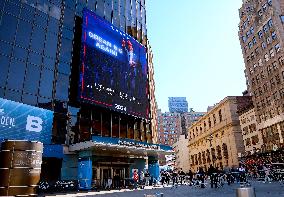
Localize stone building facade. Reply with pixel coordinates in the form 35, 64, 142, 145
238, 0, 284, 153
238, 99, 264, 155
188, 97, 248, 172
173, 135, 190, 172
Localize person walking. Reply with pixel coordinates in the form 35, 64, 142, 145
208, 165, 218, 188
223, 165, 232, 185
132, 170, 139, 189
179, 169, 186, 185
263, 165, 271, 183
144, 170, 151, 186
198, 167, 206, 188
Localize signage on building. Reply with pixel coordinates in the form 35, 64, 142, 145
0, 98, 54, 144
79, 9, 149, 119
92, 136, 172, 151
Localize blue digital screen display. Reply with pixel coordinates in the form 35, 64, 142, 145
79, 9, 149, 119
0, 98, 54, 144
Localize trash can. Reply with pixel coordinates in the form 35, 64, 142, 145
0, 140, 43, 196
236, 187, 256, 197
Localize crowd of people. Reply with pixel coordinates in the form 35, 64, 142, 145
130, 163, 284, 190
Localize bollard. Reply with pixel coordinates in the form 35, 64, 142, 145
236, 187, 256, 197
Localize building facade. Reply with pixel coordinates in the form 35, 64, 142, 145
0, 0, 171, 190
188, 97, 248, 172
157, 109, 182, 146
238, 102, 263, 155
168, 97, 188, 113
172, 135, 190, 172
238, 0, 284, 153
186, 109, 206, 128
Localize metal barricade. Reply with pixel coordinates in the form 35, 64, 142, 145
236, 187, 256, 197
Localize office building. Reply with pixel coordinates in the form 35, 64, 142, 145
238, 0, 284, 153
0, 0, 171, 190
168, 97, 188, 113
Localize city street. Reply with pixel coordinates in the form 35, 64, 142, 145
44, 181, 284, 197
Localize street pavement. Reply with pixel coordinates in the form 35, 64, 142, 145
44, 181, 284, 197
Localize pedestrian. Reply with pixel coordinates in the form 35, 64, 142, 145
208, 165, 218, 188
263, 165, 271, 183
238, 164, 247, 185
179, 169, 186, 185
132, 170, 139, 189
172, 170, 178, 187
145, 170, 151, 186
223, 165, 232, 185
187, 170, 194, 186
198, 167, 206, 188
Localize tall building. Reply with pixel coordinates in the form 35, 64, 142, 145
238, 0, 284, 153
168, 97, 188, 113
0, 0, 172, 190
157, 109, 182, 146
188, 96, 249, 172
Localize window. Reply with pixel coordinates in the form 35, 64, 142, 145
258, 59, 263, 66
0, 13, 18, 43
279, 57, 284, 65
264, 54, 269, 61
7, 59, 26, 90
261, 42, 266, 49
266, 37, 272, 45
248, 41, 253, 49
263, 24, 269, 33
39, 69, 54, 98
251, 52, 255, 60
242, 36, 247, 43
250, 26, 254, 34
270, 48, 275, 57
281, 15, 284, 23
272, 61, 278, 70
255, 47, 260, 56
275, 43, 281, 52
258, 10, 263, 17
16, 20, 33, 49
268, 0, 272, 6
268, 19, 273, 28
252, 37, 257, 44
0, 55, 9, 87
258, 30, 263, 39
275, 75, 281, 84
24, 64, 40, 94
271, 31, 277, 40
262, 3, 267, 12
280, 88, 284, 98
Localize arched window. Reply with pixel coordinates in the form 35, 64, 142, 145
222, 143, 229, 159
217, 145, 222, 160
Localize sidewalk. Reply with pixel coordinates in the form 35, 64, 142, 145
42, 185, 165, 197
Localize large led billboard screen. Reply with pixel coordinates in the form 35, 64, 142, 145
79, 9, 149, 119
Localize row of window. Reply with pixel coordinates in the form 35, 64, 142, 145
190, 110, 223, 139
242, 123, 257, 135
190, 144, 229, 166
240, 114, 255, 125
244, 135, 260, 147
245, 19, 275, 52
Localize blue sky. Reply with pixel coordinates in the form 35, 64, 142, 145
146, 0, 247, 112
